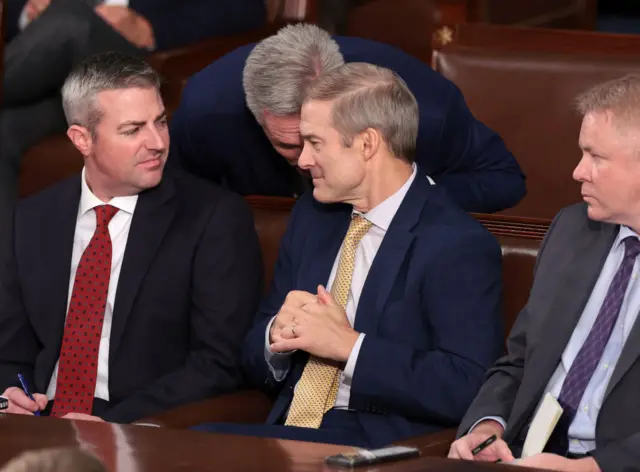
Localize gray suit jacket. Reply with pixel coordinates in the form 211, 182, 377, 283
458, 203, 640, 472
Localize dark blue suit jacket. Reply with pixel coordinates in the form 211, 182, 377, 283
241, 171, 505, 447
171, 37, 526, 213
4, 0, 266, 50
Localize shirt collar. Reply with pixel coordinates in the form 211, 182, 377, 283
354, 164, 417, 232
79, 168, 139, 218
614, 225, 640, 249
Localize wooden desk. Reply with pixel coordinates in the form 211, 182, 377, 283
0, 414, 533, 472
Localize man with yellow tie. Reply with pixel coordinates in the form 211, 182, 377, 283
194, 63, 505, 447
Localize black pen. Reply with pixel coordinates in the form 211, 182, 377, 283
471, 434, 497, 456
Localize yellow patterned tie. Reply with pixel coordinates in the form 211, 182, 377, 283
285, 214, 373, 428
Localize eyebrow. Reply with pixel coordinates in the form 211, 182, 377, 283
117, 110, 167, 130
300, 133, 322, 142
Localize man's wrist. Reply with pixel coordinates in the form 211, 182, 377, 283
135, 15, 155, 49
472, 419, 505, 438
338, 330, 360, 362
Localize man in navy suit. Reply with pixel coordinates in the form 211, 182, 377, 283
171, 23, 526, 214
194, 62, 504, 447
0, 0, 266, 262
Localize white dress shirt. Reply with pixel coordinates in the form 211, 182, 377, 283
46, 168, 138, 401
265, 164, 423, 409
20, 0, 130, 30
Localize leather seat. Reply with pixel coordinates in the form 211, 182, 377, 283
434, 24, 640, 219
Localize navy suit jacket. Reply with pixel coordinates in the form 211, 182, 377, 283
0, 170, 262, 422
241, 171, 505, 447
4, 0, 266, 50
170, 37, 526, 213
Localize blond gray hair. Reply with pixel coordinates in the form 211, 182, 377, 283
62, 51, 161, 138
304, 62, 419, 162
0, 448, 106, 472
576, 74, 640, 126
243, 23, 344, 123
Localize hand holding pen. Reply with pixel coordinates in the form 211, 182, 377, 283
448, 421, 515, 463
0, 375, 48, 415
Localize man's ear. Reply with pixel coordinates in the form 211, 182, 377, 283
360, 128, 381, 162
67, 125, 93, 157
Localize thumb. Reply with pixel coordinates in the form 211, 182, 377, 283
317, 285, 336, 306
495, 441, 514, 462
33, 393, 48, 411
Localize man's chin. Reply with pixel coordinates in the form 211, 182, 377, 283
585, 204, 608, 223
312, 187, 337, 204
137, 168, 164, 191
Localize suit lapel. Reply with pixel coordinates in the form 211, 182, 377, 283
354, 175, 426, 334
605, 293, 640, 399
510, 220, 616, 435
41, 178, 82, 351
109, 174, 178, 359
300, 203, 351, 294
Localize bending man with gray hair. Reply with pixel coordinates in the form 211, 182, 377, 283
449, 74, 640, 472
170, 23, 525, 213
193, 62, 504, 448
0, 51, 262, 423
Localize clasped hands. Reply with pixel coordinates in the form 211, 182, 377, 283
269, 285, 360, 363
2, 387, 103, 422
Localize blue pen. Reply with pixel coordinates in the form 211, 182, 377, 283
17, 374, 40, 416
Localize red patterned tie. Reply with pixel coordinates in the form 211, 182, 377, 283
51, 205, 119, 417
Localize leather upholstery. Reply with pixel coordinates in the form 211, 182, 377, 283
434, 24, 640, 219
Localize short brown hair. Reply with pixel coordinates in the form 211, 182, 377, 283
576, 74, 640, 126
304, 62, 419, 162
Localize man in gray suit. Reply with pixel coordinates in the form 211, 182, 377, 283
448, 74, 640, 472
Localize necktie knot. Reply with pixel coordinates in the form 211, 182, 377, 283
623, 236, 640, 260
94, 205, 119, 230
345, 215, 373, 244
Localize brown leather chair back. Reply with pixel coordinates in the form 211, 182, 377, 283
246, 196, 295, 292
345, 0, 434, 64
434, 24, 640, 219
273, 0, 434, 63
474, 213, 547, 336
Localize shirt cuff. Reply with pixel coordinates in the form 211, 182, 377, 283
342, 333, 365, 383
19, 7, 30, 31
264, 316, 293, 382
469, 416, 507, 434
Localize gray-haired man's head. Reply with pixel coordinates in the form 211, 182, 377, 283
243, 23, 344, 164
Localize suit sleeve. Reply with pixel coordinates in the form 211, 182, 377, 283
102, 194, 263, 423
348, 231, 504, 425
431, 85, 526, 213
241, 197, 307, 396
140, 0, 266, 51
0, 209, 39, 392
456, 208, 565, 436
